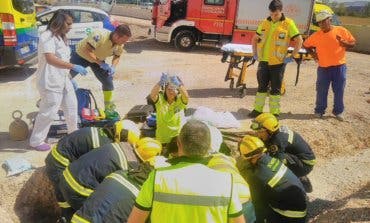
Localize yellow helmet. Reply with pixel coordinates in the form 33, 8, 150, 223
135, 137, 162, 161
239, 135, 267, 158
114, 119, 140, 145
251, 113, 279, 132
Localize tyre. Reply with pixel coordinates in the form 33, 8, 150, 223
174, 30, 195, 51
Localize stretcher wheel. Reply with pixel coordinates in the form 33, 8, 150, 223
239, 86, 247, 98
229, 79, 234, 89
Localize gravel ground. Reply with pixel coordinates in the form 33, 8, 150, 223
0, 16, 369, 222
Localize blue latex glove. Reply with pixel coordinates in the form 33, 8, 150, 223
159, 73, 168, 86
284, 56, 294, 64
72, 65, 88, 76
100, 62, 111, 72
107, 66, 115, 76
170, 76, 182, 87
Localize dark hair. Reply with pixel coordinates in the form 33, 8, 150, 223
47, 9, 73, 41
179, 120, 210, 157
269, 0, 283, 12
114, 24, 132, 37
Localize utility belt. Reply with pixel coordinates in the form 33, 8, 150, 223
51, 144, 70, 167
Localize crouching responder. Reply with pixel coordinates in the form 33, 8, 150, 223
58, 138, 162, 220
238, 135, 307, 223
250, 113, 316, 192
161, 124, 255, 222
70, 170, 141, 223
45, 119, 140, 222
70, 24, 131, 119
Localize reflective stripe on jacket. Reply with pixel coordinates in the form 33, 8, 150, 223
257, 18, 294, 65
151, 164, 234, 223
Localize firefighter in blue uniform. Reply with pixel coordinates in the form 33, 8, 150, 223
70, 170, 142, 223
238, 135, 307, 223
250, 113, 316, 192
45, 120, 140, 222
58, 138, 162, 221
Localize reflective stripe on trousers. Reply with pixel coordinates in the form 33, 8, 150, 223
254, 92, 267, 112
58, 201, 71, 208
269, 95, 281, 115
63, 168, 93, 197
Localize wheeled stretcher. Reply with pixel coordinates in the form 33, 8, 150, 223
221, 43, 310, 98
221, 43, 256, 98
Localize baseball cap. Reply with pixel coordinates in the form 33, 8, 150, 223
316, 10, 333, 22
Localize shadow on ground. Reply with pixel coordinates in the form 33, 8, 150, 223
0, 66, 36, 83
187, 87, 257, 99
125, 38, 222, 55
308, 182, 370, 222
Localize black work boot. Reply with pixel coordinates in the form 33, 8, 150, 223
248, 110, 262, 118
299, 176, 313, 193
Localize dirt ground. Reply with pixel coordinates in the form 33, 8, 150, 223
0, 17, 369, 222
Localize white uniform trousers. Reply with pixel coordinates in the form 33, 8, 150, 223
30, 88, 77, 147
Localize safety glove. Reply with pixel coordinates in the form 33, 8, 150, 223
283, 56, 294, 64
72, 65, 88, 76
107, 66, 116, 76
100, 62, 111, 72
170, 76, 182, 88
159, 73, 168, 86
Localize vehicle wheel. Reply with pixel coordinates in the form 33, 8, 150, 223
174, 30, 195, 51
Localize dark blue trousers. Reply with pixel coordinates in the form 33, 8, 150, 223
315, 64, 346, 115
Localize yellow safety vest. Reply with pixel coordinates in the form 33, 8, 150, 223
257, 18, 294, 65
208, 153, 251, 203
151, 164, 234, 223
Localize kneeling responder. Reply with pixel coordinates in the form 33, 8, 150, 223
164, 124, 256, 222
250, 113, 316, 192
238, 135, 307, 223
71, 170, 141, 223
58, 138, 162, 219
45, 119, 140, 221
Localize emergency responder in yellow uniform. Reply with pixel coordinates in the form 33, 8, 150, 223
238, 135, 307, 223
250, 113, 316, 192
150, 73, 189, 144
59, 139, 161, 213
45, 119, 140, 222
70, 24, 131, 118
128, 120, 245, 223
249, 0, 303, 117
164, 124, 256, 222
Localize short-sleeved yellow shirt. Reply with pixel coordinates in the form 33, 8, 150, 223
76, 30, 123, 63
155, 93, 187, 144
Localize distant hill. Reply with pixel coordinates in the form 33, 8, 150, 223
342, 1, 369, 7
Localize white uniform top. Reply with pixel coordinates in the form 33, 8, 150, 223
37, 30, 73, 93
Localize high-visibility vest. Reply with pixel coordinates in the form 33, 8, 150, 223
151, 164, 234, 223
208, 153, 251, 203
257, 18, 295, 65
